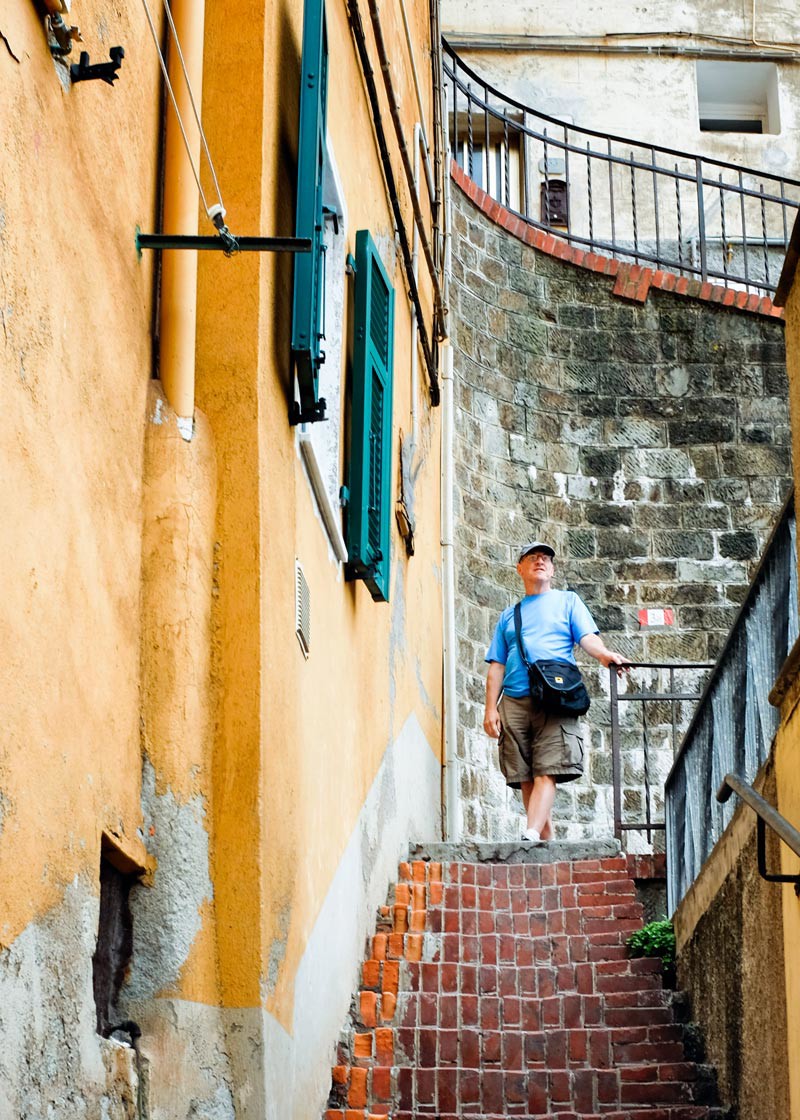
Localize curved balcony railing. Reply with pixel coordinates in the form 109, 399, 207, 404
665, 491, 798, 911
443, 40, 800, 296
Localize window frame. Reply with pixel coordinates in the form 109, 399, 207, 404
291, 0, 329, 424
345, 230, 395, 603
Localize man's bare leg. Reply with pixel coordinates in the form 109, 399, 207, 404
521, 775, 556, 840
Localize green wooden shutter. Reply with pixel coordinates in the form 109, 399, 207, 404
346, 230, 395, 602
291, 0, 328, 424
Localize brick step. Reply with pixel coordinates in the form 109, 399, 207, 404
439, 882, 638, 911
401, 957, 665, 997
384, 1028, 697, 1070
386, 1064, 717, 1113
329, 1065, 719, 1114
324, 856, 719, 1120
434, 925, 646, 964
432, 908, 645, 937
384, 1110, 729, 1120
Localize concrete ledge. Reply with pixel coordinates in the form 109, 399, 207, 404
409, 839, 621, 864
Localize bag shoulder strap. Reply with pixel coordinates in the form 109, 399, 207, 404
513, 602, 532, 669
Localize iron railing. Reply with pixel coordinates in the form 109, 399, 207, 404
443, 41, 800, 295
609, 662, 714, 843
665, 492, 798, 912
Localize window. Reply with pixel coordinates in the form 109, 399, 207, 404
453, 113, 524, 212
696, 61, 780, 134
291, 0, 329, 424
297, 141, 349, 563
92, 849, 137, 1036
345, 231, 395, 603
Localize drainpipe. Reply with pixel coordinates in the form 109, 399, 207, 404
366, 0, 446, 337
441, 340, 459, 841
410, 123, 422, 450
158, 0, 206, 441
440, 76, 457, 840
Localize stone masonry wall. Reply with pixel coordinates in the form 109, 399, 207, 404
450, 179, 792, 844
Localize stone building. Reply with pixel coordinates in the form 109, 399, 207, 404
447, 161, 792, 842
435, 0, 800, 843
441, 0, 800, 277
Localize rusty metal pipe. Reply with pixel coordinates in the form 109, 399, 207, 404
366, 0, 446, 337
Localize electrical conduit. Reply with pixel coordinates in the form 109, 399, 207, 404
441, 340, 459, 841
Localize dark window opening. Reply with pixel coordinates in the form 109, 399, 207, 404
92, 850, 137, 1036
700, 118, 764, 133
541, 179, 569, 227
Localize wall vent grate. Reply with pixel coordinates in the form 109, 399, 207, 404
295, 560, 310, 658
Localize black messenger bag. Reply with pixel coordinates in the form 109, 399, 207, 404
513, 602, 591, 717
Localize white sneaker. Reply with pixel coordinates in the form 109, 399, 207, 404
522, 828, 541, 842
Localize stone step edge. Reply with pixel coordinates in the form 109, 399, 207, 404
409, 839, 622, 864
326, 1106, 728, 1120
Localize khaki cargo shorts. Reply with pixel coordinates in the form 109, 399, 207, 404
497, 693, 585, 787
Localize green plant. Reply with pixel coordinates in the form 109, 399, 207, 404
627, 918, 676, 971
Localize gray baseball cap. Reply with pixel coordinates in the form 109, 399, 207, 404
518, 540, 556, 562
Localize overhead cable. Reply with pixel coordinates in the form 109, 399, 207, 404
139, 0, 227, 227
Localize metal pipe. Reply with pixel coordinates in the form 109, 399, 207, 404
137, 234, 311, 253
394, 0, 437, 207
717, 772, 800, 859
430, 0, 445, 275
366, 0, 446, 336
442, 33, 800, 61
158, 0, 206, 439
347, 0, 440, 404
411, 123, 421, 450
441, 341, 459, 840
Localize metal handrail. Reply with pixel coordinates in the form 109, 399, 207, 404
609, 662, 714, 842
717, 772, 800, 888
443, 39, 800, 295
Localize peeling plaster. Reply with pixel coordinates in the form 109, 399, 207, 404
124, 759, 212, 1002
0, 788, 10, 838
0, 878, 139, 1118
265, 907, 291, 998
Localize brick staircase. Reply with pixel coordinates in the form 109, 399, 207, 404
323, 843, 727, 1120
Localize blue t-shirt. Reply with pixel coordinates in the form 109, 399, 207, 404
486, 590, 598, 697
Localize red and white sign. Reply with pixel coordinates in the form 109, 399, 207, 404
638, 608, 674, 627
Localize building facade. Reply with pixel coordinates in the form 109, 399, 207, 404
0, 0, 446, 1116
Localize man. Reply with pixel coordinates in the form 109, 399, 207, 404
483, 541, 628, 842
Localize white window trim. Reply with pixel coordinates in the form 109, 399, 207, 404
298, 433, 348, 562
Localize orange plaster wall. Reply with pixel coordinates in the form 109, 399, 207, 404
0, 1, 161, 945
195, 0, 443, 1027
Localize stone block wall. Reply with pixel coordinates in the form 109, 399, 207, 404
449, 179, 792, 844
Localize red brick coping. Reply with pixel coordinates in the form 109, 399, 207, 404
451, 160, 784, 321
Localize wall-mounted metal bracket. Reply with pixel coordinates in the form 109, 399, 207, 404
135, 232, 311, 258
71, 46, 124, 85
757, 817, 800, 892
289, 398, 327, 426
